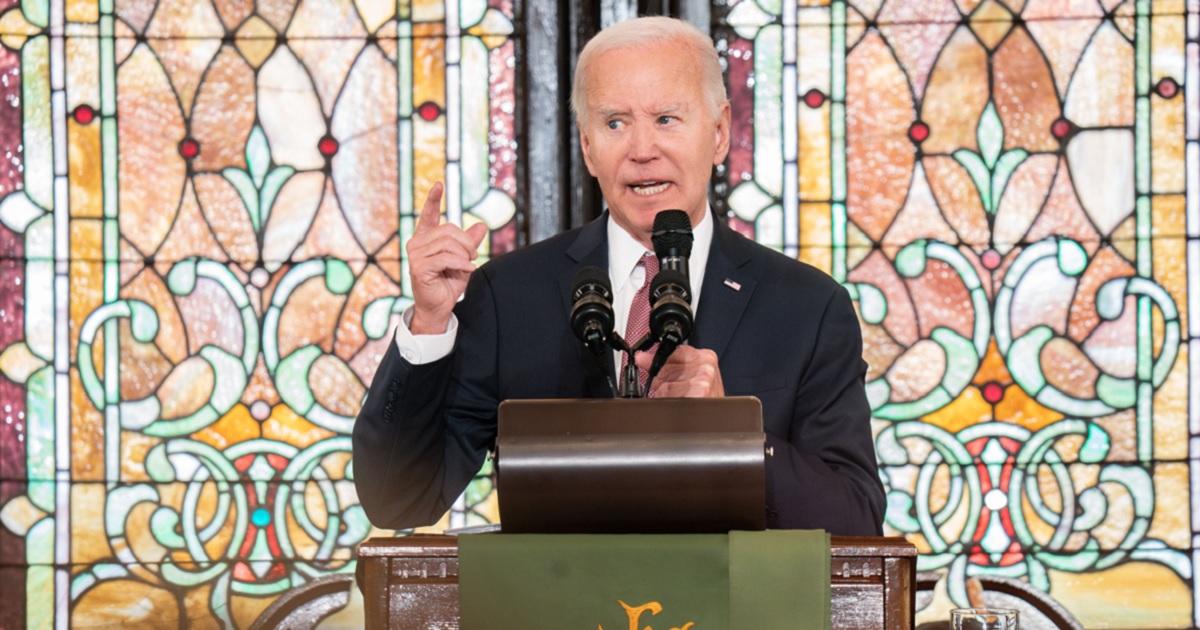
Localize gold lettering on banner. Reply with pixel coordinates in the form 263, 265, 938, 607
596, 600, 695, 630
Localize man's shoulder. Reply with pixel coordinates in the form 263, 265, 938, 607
723, 226, 845, 300
477, 224, 590, 278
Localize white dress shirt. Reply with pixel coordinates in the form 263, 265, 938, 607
394, 209, 714, 365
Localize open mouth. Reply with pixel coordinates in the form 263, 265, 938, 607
629, 181, 670, 196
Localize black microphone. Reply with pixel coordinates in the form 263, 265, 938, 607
570, 266, 615, 356
648, 210, 694, 381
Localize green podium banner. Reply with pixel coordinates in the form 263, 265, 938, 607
459, 530, 830, 630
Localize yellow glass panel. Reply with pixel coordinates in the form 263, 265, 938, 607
184, 585, 224, 630
68, 119, 103, 218
72, 580, 182, 629
1050, 563, 1191, 628
1150, 0, 1187, 12
233, 16, 277, 68
798, 105, 830, 200
1152, 194, 1186, 238
70, 217, 102, 259
71, 483, 109, 563
192, 403, 261, 450
969, 0, 1013, 51
972, 341, 1012, 386
411, 19, 445, 36
922, 386, 992, 433
70, 367, 105, 480
993, 384, 1064, 431
261, 404, 336, 448
1148, 463, 1190, 548
799, 202, 831, 246
414, 117, 448, 217
1154, 344, 1188, 460
119, 430, 161, 482
798, 245, 830, 274
1152, 96, 1186, 194
229, 591, 273, 630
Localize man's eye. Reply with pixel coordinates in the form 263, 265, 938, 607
607, 120, 621, 130
657, 116, 675, 124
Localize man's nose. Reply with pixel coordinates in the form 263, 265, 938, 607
627, 124, 660, 162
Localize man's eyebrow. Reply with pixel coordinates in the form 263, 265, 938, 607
595, 106, 628, 118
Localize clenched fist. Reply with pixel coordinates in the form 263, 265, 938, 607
635, 345, 725, 398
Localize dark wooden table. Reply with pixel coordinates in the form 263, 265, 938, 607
358, 534, 917, 629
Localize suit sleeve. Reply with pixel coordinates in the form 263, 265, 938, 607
764, 286, 885, 535
352, 269, 502, 530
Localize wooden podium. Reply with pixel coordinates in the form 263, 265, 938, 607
358, 534, 917, 629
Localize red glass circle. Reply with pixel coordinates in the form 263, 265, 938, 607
1051, 118, 1072, 139
908, 121, 929, 143
318, 135, 339, 157
1155, 77, 1179, 99
73, 105, 96, 125
803, 89, 826, 109
981, 249, 1001, 270
178, 138, 200, 159
417, 101, 443, 122
982, 382, 1004, 404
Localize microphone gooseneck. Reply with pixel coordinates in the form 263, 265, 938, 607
648, 210, 695, 386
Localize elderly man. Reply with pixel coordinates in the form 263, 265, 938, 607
353, 17, 885, 535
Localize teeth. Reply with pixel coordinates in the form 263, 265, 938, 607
631, 182, 669, 196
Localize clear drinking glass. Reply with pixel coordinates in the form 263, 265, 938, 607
950, 608, 1019, 629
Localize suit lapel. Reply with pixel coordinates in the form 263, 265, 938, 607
557, 215, 614, 396
691, 219, 758, 358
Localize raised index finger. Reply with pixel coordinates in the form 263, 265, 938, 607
415, 182, 445, 234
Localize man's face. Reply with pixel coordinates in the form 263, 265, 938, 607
578, 41, 731, 247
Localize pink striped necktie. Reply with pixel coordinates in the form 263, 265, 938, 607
621, 252, 659, 394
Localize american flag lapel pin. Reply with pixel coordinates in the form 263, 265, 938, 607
723, 278, 742, 291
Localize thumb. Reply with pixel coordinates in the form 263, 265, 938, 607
633, 351, 653, 369
466, 222, 488, 251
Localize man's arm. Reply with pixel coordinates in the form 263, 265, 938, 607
352, 268, 503, 529
352, 183, 490, 529
352, 339, 457, 528
765, 286, 885, 534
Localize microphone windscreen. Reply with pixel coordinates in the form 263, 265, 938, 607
652, 210, 694, 258
571, 266, 612, 298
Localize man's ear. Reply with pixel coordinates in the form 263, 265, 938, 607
578, 121, 598, 177
712, 102, 731, 166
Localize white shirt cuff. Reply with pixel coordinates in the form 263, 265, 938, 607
393, 307, 458, 365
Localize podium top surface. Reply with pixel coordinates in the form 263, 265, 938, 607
358, 534, 918, 558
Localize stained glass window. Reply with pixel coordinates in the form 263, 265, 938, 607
0, 0, 1197, 628
717, 0, 1197, 626
0, 0, 516, 626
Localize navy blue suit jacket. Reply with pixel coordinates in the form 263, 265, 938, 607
353, 214, 885, 535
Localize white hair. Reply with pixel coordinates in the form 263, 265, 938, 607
571, 16, 728, 126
